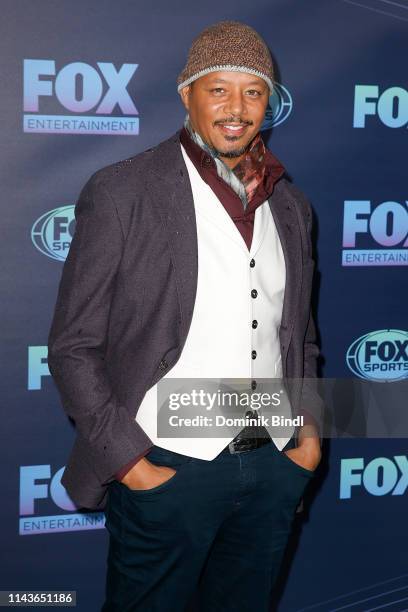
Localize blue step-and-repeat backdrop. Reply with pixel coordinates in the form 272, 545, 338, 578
1, 0, 407, 610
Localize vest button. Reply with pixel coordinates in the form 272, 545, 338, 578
251, 289, 258, 298
250, 258, 255, 268
203, 156, 212, 166
251, 350, 257, 359
251, 380, 257, 390
252, 320, 258, 329
159, 359, 168, 370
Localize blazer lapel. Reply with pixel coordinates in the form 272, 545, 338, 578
148, 131, 198, 347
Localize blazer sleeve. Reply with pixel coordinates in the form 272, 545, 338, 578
47, 174, 154, 485
297, 198, 325, 446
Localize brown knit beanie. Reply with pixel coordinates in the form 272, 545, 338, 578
177, 21, 274, 94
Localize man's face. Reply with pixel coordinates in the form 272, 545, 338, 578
180, 71, 269, 166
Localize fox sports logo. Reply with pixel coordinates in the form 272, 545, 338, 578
31, 205, 75, 261
261, 83, 293, 130
346, 329, 408, 382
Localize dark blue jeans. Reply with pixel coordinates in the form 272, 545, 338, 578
101, 438, 315, 612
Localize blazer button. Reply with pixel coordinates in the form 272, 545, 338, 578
251, 350, 257, 359
252, 319, 258, 329
159, 359, 168, 370
251, 289, 258, 298
250, 259, 255, 268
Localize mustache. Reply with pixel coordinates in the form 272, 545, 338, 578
214, 118, 253, 126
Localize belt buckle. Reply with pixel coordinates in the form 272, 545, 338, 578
228, 438, 256, 454
229, 436, 272, 454
228, 440, 239, 454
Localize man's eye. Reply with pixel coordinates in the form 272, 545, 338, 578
211, 88, 225, 93
247, 90, 261, 96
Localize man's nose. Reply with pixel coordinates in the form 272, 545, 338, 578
223, 90, 247, 119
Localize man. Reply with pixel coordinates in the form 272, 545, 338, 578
48, 20, 324, 612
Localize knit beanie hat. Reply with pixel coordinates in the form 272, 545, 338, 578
177, 20, 274, 94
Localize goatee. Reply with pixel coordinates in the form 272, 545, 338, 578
213, 143, 249, 159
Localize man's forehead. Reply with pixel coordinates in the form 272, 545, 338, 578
199, 71, 267, 86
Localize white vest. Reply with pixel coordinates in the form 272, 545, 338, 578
135, 143, 294, 459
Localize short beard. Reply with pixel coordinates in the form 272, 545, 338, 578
211, 140, 249, 159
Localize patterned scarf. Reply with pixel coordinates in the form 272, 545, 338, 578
184, 114, 267, 212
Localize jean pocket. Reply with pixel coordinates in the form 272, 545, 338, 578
119, 461, 189, 496
278, 449, 315, 477
120, 447, 193, 496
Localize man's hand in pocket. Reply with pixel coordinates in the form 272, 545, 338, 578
284, 432, 321, 471
120, 457, 177, 491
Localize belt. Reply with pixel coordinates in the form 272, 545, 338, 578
224, 409, 272, 454
226, 436, 272, 454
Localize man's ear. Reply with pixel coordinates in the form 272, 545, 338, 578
179, 85, 191, 111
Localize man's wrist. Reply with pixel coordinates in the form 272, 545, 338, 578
297, 422, 321, 450
114, 448, 153, 481
296, 409, 321, 444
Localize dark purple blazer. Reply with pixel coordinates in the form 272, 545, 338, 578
47, 129, 324, 511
